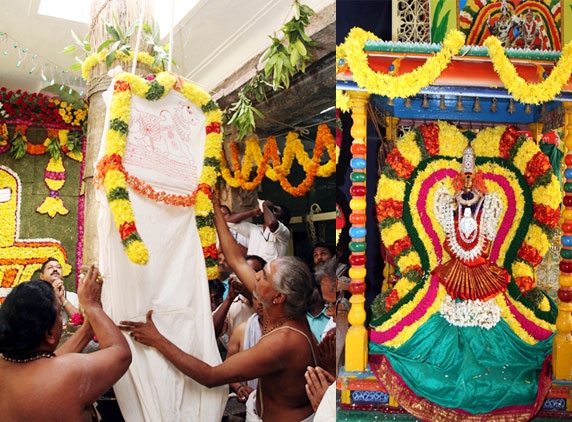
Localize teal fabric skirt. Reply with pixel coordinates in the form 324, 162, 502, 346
369, 313, 554, 414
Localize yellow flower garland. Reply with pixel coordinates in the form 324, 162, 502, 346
94, 71, 222, 277
339, 28, 465, 99
484, 36, 572, 104
81, 51, 164, 81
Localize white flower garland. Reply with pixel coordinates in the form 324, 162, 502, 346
440, 295, 501, 329
433, 187, 503, 262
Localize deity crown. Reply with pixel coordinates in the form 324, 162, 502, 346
462, 145, 476, 174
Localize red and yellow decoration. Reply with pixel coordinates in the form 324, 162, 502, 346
94, 72, 222, 278
372, 122, 560, 347
0, 165, 71, 293
220, 123, 336, 197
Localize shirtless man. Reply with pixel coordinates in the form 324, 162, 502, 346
0, 266, 131, 421
119, 197, 316, 422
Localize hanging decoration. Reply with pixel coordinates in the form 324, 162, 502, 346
81, 51, 164, 81
337, 28, 465, 99
0, 32, 86, 95
94, 72, 222, 277
484, 36, 572, 104
219, 123, 336, 197
336, 28, 572, 108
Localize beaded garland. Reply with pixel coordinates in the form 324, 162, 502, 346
2, 351, 55, 363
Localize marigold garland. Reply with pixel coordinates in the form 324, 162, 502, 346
484, 36, 572, 104
94, 71, 222, 277
81, 51, 164, 81
338, 28, 465, 99
220, 123, 335, 197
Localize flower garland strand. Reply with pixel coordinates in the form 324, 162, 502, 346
338, 28, 465, 99
94, 72, 222, 277
81, 51, 164, 81
219, 123, 336, 197
484, 36, 572, 104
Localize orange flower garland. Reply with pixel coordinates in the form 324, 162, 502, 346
220, 123, 335, 196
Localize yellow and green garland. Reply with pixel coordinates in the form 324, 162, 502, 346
94, 72, 222, 279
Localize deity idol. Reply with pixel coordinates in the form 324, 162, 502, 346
432, 145, 510, 301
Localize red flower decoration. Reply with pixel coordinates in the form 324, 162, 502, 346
499, 126, 519, 159
203, 244, 217, 259
517, 243, 543, 267
119, 221, 137, 240
515, 276, 535, 294
533, 203, 560, 228
376, 198, 404, 221
206, 121, 221, 134
388, 236, 412, 257
114, 80, 130, 92
385, 289, 400, 312
419, 123, 439, 156
70, 313, 84, 326
386, 148, 415, 179
524, 151, 551, 185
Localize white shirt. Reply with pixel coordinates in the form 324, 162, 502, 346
320, 317, 336, 342
229, 221, 290, 262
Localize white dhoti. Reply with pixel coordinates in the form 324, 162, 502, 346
96, 78, 226, 421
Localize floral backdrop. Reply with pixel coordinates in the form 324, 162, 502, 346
0, 88, 87, 301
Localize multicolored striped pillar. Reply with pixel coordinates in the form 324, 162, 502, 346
345, 90, 370, 371
554, 102, 572, 380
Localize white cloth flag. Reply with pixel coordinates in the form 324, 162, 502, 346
96, 81, 226, 422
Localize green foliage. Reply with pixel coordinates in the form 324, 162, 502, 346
45, 137, 61, 160
64, 15, 173, 73
9, 132, 27, 160
225, 1, 317, 139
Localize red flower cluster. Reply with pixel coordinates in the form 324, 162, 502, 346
419, 123, 439, 156
517, 243, 543, 267
69, 312, 84, 326
514, 276, 535, 293
385, 289, 400, 312
0, 87, 76, 128
387, 148, 415, 179
203, 244, 217, 259
376, 198, 403, 221
388, 236, 412, 257
524, 151, 552, 185
533, 203, 561, 228
499, 126, 519, 159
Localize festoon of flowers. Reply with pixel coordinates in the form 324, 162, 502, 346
338, 27, 465, 99
484, 36, 572, 105
219, 123, 336, 197
94, 71, 222, 279
81, 50, 164, 81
